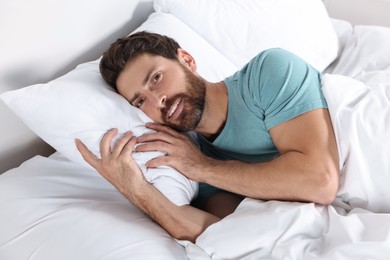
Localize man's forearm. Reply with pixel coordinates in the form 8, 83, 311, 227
203, 150, 339, 204
123, 181, 220, 242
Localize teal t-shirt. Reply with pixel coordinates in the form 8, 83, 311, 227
197, 48, 327, 163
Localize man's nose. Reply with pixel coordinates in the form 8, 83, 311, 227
151, 92, 167, 108
160, 95, 167, 107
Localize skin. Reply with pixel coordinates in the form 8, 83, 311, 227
75, 48, 340, 243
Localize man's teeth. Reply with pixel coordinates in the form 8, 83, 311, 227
169, 98, 181, 117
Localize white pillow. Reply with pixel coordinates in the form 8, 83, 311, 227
329, 25, 390, 88
154, 0, 339, 72
0, 12, 238, 206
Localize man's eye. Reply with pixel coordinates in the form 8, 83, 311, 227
153, 72, 161, 83
135, 98, 145, 108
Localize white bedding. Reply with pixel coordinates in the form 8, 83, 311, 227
0, 153, 187, 260
1, 3, 390, 260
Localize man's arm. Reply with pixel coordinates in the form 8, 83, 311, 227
121, 180, 220, 242
137, 108, 340, 204
75, 129, 220, 243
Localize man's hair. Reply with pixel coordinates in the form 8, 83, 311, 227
99, 31, 181, 90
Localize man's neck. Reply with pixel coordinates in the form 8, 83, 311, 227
195, 81, 228, 141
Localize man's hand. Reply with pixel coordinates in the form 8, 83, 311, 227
75, 127, 221, 242
136, 123, 213, 182
75, 129, 146, 198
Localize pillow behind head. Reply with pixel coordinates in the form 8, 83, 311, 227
154, 0, 339, 72
0, 12, 238, 206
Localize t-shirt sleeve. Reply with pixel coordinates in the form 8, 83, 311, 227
242, 48, 327, 130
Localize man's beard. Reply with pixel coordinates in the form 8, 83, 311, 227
161, 65, 206, 132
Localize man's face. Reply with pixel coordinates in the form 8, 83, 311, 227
116, 53, 206, 132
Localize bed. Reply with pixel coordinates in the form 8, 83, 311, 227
1, 0, 390, 259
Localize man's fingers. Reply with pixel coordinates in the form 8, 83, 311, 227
112, 131, 133, 157
138, 130, 182, 145
122, 136, 138, 156
146, 155, 172, 169
135, 141, 170, 153
100, 128, 118, 158
75, 138, 100, 169
145, 123, 184, 138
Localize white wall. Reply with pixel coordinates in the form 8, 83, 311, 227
0, 0, 154, 173
324, 0, 390, 27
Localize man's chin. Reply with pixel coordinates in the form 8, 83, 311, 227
167, 124, 194, 132
164, 121, 197, 132
163, 110, 202, 132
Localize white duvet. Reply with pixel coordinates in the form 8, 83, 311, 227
0, 153, 188, 260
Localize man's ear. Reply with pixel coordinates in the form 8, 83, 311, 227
177, 48, 197, 72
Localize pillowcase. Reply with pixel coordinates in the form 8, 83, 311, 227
154, 0, 339, 72
329, 25, 390, 88
0, 12, 238, 206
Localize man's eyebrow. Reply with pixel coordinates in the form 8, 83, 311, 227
130, 66, 155, 105
129, 92, 140, 106
143, 67, 154, 86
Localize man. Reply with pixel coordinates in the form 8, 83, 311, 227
75, 31, 339, 242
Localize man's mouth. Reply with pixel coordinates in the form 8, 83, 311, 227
168, 97, 182, 118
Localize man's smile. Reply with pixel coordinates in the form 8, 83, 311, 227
167, 97, 183, 119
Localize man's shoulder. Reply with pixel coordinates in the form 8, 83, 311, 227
258, 47, 291, 57
252, 48, 300, 66
234, 48, 299, 84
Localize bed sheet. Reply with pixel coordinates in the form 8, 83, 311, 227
0, 153, 187, 260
